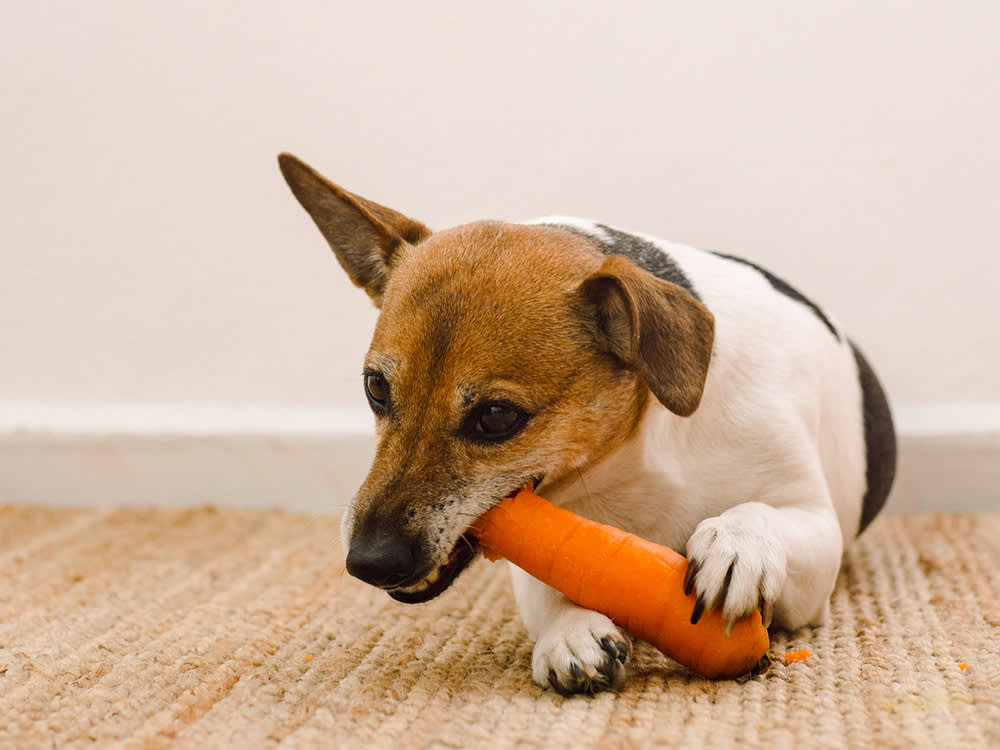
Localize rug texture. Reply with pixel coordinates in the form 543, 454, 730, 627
1, 505, 997, 749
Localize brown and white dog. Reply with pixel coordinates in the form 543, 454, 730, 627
278, 153, 896, 694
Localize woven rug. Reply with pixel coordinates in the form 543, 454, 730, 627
1, 506, 997, 749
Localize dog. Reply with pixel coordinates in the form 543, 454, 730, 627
278, 153, 896, 694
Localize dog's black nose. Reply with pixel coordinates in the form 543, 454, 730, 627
345, 533, 418, 588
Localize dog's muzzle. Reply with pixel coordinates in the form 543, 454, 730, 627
344, 530, 479, 605
345, 479, 542, 604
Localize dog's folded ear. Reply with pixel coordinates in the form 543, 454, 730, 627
278, 153, 431, 306
581, 256, 715, 417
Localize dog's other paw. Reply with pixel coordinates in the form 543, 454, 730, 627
683, 505, 787, 633
531, 607, 631, 695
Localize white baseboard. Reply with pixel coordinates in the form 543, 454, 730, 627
0, 404, 377, 512
1, 402, 997, 513
892, 404, 1000, 513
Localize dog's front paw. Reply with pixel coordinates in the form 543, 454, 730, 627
684, 507, 787, 633
531, 607, 631, 695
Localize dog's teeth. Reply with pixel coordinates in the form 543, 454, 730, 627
396, 564, 447, 593
399, 579, 430, 594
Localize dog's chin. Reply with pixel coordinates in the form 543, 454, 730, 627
387, 477, 544, 605
387, 535, 479, 604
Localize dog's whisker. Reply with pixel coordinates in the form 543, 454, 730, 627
575, 467, 594, 505
457, 534, 479, 554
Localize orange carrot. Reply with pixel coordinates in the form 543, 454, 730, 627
473, 487, 770, 680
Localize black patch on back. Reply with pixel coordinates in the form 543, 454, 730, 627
712, 252, 840, 341
547, 222, 701, 300
851, 341, 897, 535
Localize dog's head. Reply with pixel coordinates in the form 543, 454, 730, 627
279, 154, 713, 602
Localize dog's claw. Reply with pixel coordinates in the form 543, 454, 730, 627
601, 636, 629, 665
760, 599, 774, 629
683, 559, 700, 597
548, 669, 566, 694
690, 594, 706, 625
593, 634, 630, 692
718, 557, 737, 606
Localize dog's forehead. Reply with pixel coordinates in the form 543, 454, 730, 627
387, 221, 595, 309
368, 221, 600, 382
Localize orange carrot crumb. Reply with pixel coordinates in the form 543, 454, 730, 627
305, 654, 313, 661
958, 663, 968, 671
784, 649, 812, 664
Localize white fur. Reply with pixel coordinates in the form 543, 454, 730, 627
516, 218, 866, 688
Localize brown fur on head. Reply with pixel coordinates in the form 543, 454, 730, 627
278, 153, 714, 601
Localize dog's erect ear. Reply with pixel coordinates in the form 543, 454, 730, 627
581, 256, 715, 416
277, 153, 431, 306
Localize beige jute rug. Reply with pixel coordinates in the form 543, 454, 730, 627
1, 505, 998, 749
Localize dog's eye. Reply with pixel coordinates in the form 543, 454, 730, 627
364, 372, 390, 412
478, 404, 518, 434
464, 401, 528, 443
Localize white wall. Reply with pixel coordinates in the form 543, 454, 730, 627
2, 2, 998, 510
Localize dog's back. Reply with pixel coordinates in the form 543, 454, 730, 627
530, 217, 896, 547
